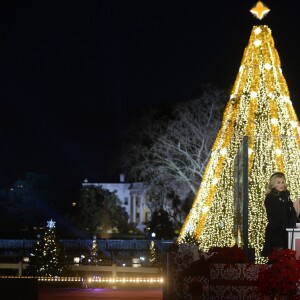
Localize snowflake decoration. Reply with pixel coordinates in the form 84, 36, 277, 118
47, 219, 56, 229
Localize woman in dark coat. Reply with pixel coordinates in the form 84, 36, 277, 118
261, 172, 297, 257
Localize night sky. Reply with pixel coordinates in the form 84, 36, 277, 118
0, 1, 299, 189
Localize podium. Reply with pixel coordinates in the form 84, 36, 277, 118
287, 226, 300, 259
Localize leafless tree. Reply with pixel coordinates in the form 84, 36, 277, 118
122, 85, 227, 226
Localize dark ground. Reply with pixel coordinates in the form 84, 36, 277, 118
39, 288, 163, 300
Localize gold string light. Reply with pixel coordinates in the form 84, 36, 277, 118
179, 25, 300, 263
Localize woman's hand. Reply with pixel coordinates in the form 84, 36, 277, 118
293, 198, 300, 219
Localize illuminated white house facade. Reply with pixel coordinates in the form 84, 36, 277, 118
82, 175, 151, 232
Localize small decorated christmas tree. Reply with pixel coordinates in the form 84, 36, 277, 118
29, 219, 70, 276
88, 238, 101, 265
149, 241, 161, 266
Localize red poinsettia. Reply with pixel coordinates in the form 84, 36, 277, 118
258, 248, 300, 298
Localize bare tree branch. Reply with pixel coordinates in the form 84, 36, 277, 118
122, 84, 227, 225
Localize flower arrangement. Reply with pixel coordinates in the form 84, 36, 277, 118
257, 248, 300, 299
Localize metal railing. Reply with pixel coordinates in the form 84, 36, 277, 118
0, 239, 174, 251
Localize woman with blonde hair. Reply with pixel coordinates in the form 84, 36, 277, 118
261, 172, 297, 257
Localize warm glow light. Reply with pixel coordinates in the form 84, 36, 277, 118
74, 257, 80, 264
250, 1, 270, 20
251, 91, 257, 99
268, 92, 275, 99
254, 39, 262, 47
179, 25, 300, 264
291, 121, 298, 128
220, 147, 227, 156
202, 206, 209, 213
254, 27, 262, 35
212, 178, 218, 186
87, 276, 163, 284
264, 63, 272, 70
0, 276, 163, 287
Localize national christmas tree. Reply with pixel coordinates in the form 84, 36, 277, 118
29, 219, 70, 276
179, 2, 300, 262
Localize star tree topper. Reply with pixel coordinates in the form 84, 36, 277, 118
47, 219, 56, 229
250, 1, 270, 20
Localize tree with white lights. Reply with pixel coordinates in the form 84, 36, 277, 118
88, 239, 101, 265
29, 219, 70, 276
148, 240, 160, 267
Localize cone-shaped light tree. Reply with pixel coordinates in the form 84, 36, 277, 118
29, 219, 70, 276
179, 2, 300, 261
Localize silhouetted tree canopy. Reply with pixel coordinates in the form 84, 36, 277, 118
148, 209, 175, 240
76, 186, 130, 238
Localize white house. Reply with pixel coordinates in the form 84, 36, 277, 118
82, 174, 151, 232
